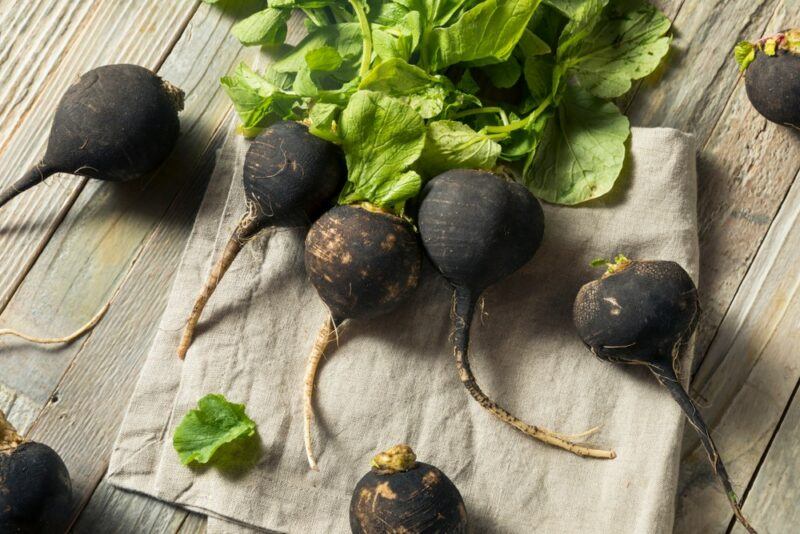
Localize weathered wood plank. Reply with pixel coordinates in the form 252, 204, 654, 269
178, 513, 207, 534
0, 383, 40, 433
673, 165, 800, 531
7, 1, 265, 528
0, 0, 198, 316
732, 382, 800, 533
0, 0, 247, 404
71, 479, 194, 534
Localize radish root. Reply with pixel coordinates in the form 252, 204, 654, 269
649, 362, 757, 534
453, 288, 616, 460
303, 315, 336, 470
177, 215, 264, 360
0, 301, 110, 345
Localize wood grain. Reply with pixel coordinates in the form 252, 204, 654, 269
732, 380, 800, 533
72, 479, 198, 534
673, 166, 800, 532
0, 0, 262, 528
0, 1, 199, 315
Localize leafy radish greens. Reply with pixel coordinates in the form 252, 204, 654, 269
210, 0, 671, 205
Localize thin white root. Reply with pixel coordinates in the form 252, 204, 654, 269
0, 302, 110, 345
303, 316, 335, 471
550, 425, 602, 442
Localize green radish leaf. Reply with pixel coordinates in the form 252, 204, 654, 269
480, 57, 522, 89
425, 0, 541, 70
419, 120, 501, 176
306, 46, 344, 71
518, 29, 552, 57
338, 90, 426, 211
564, 0, 671, 99
524, 56, 555, 103
231, 8, 291, 46
272, 23, 362, 74
524, 84, 629, 205
220, 63, 302, 133
734, 41, 756, 72
371, 11, 423, 61
359, 59, 453, 119
173, 394, 257, 465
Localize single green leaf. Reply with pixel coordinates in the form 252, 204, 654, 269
524, 56, 555, 103
734, 41, 756, 72
173, 394, 257, 465
220, 63, 302, 131
480, 57, 522, 89
338, 90, 426, 210
565, 0, 671, 99
359, 59, 452, 119
371, 11, 422, 61
419, 120, 501, 176
543, 0, 591, 18
524, 84, 629, 205
590, 257, 609, 267
556, 0, 609, 60
426, 0, 542, 71
518, 29, 552, 57
309, 102, 340, 129
232, 7, 291, 46
456, 69, 480, 93
273, 23, 362, 74
306, 46, 344, 71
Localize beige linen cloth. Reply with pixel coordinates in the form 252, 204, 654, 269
108, 125, 699, 534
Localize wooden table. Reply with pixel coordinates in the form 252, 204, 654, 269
0, 1, 797, 532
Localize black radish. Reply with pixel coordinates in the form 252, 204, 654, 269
418, 169, 615, 459
1, 64, 184, 209
177, 121, 345, 359
0, 410, 71, 534
303, 205, 421, 469
741, 30, 800, 128
573, 258, 756, 533
350, 444, 467, 534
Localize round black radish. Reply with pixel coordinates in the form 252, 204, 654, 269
418, 170, 614, 459
1, 64, 185, 208
745, 50, 800, 128
302, 205, 422, 469
573, 259, 756, 533
350, 445, 467, 534
177, 121, 345, 360
1, 410, 71, 534
305, 205, 421, 323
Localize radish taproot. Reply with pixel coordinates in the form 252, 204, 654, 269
177, 121, 346, 359
418, 169, 615, 459
573, 258, 756, 533
0, 64, 184, 209
303, 205, 421, 469
0, 410, 71, 534
350, 444, 467, 534
736, 30, 800, 128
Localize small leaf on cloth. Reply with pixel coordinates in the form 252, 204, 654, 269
524, 84, 629, 205
173, 394, 257, 465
